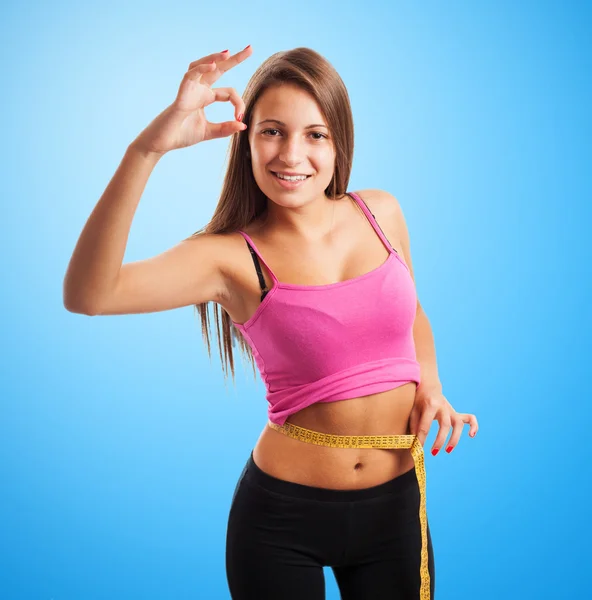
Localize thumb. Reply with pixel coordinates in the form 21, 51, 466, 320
408, 408, 419, 438
206, 120, 247, 140
409, 408, 431, 447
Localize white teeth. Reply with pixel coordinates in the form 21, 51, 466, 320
274, 172, 309, 181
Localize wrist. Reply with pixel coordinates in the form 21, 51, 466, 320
417, 380, 443, 394
128, 140, 165, 163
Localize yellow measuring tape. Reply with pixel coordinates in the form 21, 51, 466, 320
267, 420, 431, 600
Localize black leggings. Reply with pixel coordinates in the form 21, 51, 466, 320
225, 451, 435, 599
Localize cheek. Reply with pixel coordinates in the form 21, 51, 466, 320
252, 145, 275, 164
315, 149, 336, 169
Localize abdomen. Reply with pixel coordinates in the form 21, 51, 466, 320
252, 382, 418, 490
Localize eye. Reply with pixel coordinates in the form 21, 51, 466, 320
261, 128, 328, 140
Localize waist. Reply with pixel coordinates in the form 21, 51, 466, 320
253, 384, 418, 490
284, 382, 417, 435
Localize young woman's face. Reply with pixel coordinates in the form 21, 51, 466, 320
248, 83, 336, 206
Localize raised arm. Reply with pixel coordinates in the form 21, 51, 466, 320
63, 46, 251, 315
63, 144, 230, 316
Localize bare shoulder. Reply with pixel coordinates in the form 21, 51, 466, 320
352, 188, 404, 239
201, 229, 249, 295
212, 228, 269, 310
354, 188, 400, 218
353, 189, 418, 291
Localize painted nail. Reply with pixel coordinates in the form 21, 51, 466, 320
431, 448, 439, 456
446, 446, 453, 453
244, 44, 251, 50
237, 113, 243, 121
221, 49, 228, 53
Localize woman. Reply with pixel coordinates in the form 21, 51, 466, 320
64, 45, 478, 599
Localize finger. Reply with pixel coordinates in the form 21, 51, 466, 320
205, 119, 247, 141
414, 406, 438, 448
185, 62, 217, 82
444, 415, 465, 453
188, 50, 232, 70
192, 45, 253, 86
464, 414, 479, 438
175, 64, 217, 109
408, 409, 419, 441
457, 413, 478, 437
431, 415, 451, 456
208, 86, 246, 121
210, 44, 253, 73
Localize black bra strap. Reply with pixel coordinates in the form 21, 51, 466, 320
352, 193, 398, 254
371, 213, 397, 253
246, 241, 270, 301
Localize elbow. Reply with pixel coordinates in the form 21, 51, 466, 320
63, 286, 100, 316
63, 298, 99, 316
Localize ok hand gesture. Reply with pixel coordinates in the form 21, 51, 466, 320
133, 45, 252, 156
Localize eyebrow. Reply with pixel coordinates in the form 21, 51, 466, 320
256, 119, 328, 129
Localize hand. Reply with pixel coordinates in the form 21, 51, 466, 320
408, 385, 479, 455
132, 45, 253, 156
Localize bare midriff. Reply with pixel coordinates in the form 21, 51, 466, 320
252, 381, 418, 490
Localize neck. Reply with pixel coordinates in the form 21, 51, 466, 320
261, 194, 338, 242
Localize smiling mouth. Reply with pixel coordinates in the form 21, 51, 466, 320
270, 171, 313, 179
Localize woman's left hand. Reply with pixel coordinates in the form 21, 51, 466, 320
408, 385, 479, 456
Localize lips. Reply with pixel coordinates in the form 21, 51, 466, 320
270, 170, 311, 188
271, 171, 312, 178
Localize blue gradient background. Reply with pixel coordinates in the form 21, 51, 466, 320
2, 0, 590, 598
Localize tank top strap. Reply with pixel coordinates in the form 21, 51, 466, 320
237, 230, 279, 283
348, 191, 397, 254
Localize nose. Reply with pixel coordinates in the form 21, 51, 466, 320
278, 135, 305, 166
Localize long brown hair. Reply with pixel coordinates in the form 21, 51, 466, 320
190, 47, 355, 385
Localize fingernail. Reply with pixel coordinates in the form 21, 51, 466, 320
237, 113, 243, 121
244, 44, 251, 50
431, 448, 439, 456
221, 49, 228, 53
446, 446, 453, 453
470, 432, 475, 437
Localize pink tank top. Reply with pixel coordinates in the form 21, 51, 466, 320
232, 191, 421, 425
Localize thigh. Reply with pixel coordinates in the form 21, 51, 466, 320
333, 523, 434, 599
332, 482, 436, 600
225, 475, 327, 600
